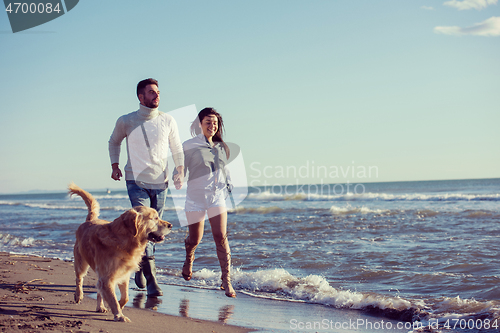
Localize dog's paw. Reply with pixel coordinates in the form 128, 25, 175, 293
96, 306, 107, 313
74, 293, 83, 304
114, 314, 131, 322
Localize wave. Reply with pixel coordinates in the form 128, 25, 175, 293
0, 233, 35, 247
464, 210, 498, 218
247, 190, 500, 202
230, 206, 283, 214
92, 193, 188, 201
361, 192, 500, 202
328, 206, 500, 219
2, 199, 497, 222
185, 268, 417, 319
0, 199, 91, 210
0, 200, 23, 206
247, 191, 310, 201
0, 201, 130, 211
160, 267, 500, 325
91, 194, 129, 200
0, 201, 181, 213
329, 205, 389, 215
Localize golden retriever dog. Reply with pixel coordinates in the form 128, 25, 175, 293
68, 183, 172, 322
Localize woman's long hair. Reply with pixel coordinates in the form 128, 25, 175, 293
191, 107, 230, 158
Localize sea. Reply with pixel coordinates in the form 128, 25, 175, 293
1, 178, 499, 332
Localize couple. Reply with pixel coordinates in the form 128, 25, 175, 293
108, 78, 236, 298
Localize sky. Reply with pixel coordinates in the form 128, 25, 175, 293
0, 0, 499, 194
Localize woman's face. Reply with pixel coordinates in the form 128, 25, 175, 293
200, 114, 218, 140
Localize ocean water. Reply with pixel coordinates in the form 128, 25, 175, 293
1, 178, 500, 332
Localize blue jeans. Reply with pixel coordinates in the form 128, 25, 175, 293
126, 180, 168, 257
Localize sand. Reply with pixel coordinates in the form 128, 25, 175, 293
0, 252, 253, 333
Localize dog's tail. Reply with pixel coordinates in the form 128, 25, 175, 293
68, 182, 100, 221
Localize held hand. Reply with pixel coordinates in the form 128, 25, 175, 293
111, 164, 123, 181
174, 166, 184, 190
174, 176, 183, 190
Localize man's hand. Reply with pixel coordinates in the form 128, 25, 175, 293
111, 163, 123, 181
173, 166, 184, 190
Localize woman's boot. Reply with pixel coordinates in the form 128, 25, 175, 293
216, 234, 236, 298
182, 237, 197, 281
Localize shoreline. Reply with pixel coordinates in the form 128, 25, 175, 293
0, 252, 253, 333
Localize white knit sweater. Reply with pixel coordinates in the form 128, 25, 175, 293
108, 104, 184, 184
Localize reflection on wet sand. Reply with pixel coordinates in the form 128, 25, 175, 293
177, 298, 235, 323
218, 304, 235, 323
132, 293, 162, 310
179, 298, 189, 317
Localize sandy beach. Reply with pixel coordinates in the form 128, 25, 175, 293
0, 252, 253, 333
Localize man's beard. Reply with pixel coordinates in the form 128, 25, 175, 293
145, 101, 159, 109
144, 98, 159, 108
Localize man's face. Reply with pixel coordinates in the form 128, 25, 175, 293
139, 84, 160, 108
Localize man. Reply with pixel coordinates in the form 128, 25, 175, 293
109, 78, 184, 297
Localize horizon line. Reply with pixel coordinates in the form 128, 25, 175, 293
1, 176, 499, 196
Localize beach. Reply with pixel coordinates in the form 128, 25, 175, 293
0, 252, 252, 333
0, 252, 416, 333
0, 252, 424, 333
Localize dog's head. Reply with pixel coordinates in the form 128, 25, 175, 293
123, 206, 173, 243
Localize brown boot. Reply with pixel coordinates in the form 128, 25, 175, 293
182, 237, 197, 281
216, 234, 236, 298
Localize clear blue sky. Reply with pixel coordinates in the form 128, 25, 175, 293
1, 0, 499, 193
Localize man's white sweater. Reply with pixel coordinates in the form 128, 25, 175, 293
109, 104, 184, 185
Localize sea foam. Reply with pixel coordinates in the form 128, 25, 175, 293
247, 191, 500, 202
167, 267, 500, 324
0, 233, 35, 247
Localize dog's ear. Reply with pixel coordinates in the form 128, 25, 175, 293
124, 209, 140, 237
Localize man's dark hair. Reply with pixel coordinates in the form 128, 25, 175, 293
137, 78, 159, 98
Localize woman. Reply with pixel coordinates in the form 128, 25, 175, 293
179, 107, 236, 298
